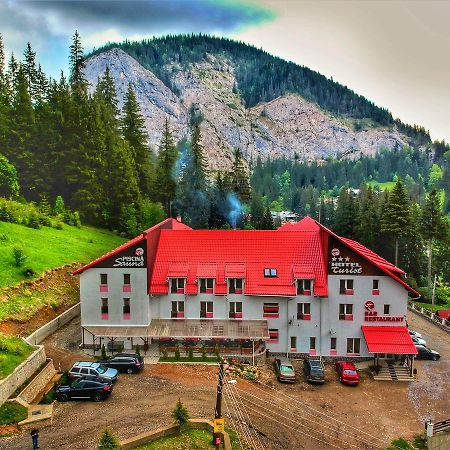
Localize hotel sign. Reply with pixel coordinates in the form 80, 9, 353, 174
364, 301, 404, 322
93, 240, 147, 268
330, 248, 363, 274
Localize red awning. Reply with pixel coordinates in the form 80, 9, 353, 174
225, 263, 246, 278
362, 326, 417, 354
292, 265, 315, 279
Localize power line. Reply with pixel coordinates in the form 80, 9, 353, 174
223, 389, 245, 450
225, 382, 265, 450
233, 382, 376, 449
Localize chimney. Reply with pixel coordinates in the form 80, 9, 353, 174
176, 215, 182, 223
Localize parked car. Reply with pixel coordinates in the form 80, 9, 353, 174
56, 378, 113, 402
100, 353, 144, 374
409, 329, 423, 339
411, 336, 427, 347
68, 361, 118, 383
335, 361, 359, 385
303, 358, 325, 384
414, 345, 440, 361
274, 357, 296, 383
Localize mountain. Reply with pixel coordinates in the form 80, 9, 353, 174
85, 35, 430, 170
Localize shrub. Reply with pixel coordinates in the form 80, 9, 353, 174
214, 344, 221, 361
98, 427, 120, 450
175, 344, 181, 360
27, 212, 41, 229
135, 344, 140, 357
171, 398, 190, 428
201, 344, 207, 361
161, 348, 168, 359
188, 346, 194, 360
12, 245, 27, 267
101, 344, 107, 360
22, 267, 35, 277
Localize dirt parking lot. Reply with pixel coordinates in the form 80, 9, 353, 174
1, 311, 449, 450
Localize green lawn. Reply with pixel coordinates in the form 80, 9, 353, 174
136, 429, 216, 450
136, 428, 242, 450
0, 402, 28, 425
367, 180, 396, 191
0, 334, 34, 379
0, 221, 125, 288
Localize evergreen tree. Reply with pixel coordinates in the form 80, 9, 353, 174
380, 178, 411, 266
356, 186, 379, 249
121, 83, 154, 195
250, 192, 265, 229
155, 119, 178, 214
420, 189, 448, 296
69, 31, 87, 91
171, 398, 190, 429
175, 124, 209, 228
261, 206, 275, 230
209, 172, 228, 229
333, 187, 357, 238
231, 147, 251, 202
98, 427, 120, 450
23, 42, 38, 101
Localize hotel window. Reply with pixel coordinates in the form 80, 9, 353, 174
229, 278, 243, 294
171, 301, 185, 318
383, 304, 391, 315
101, 298, 108, 319
372, 279, 380, 295
100, 273, 108, 292
310, 337, 316, 350
268, 329, 279, 343
264, 268, 277, 278
123, 273, 131, 292
297, 279, 312, 295
263, 303, 279, 318
330, 337, 337, 350
297, 303, 311, 320
339, 279, 354, 295
200, 301, 213, 318
229, 302, 242, 319
170, 278, 186, 294
199, 278, 214, 293
347, 338, 360, 355
290, 336, 297, 350
123, 298, 130, 319
339, 304, 353, 320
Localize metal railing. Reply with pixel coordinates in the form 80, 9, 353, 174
408, 302, 450, 333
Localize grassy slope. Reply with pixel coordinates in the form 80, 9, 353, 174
0, 221, 125, 288
0, 334, 33, 379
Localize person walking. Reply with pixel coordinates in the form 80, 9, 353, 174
31, 428, 39, 449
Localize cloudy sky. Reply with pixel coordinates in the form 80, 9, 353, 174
1, 0, 449, 142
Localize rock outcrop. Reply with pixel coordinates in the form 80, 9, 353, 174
84, 48, 409, 170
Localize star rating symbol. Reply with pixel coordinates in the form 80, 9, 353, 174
332, 257, 337, 261
338, 257, 343, 262
345, 257, 350, 262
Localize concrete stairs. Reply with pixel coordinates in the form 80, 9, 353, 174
374, 363, 415, 381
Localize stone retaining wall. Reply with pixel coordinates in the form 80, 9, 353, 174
27, 303, 80, 345
0, 344, 46, 406
17, 359, 56, 405
120, 419, 231, 450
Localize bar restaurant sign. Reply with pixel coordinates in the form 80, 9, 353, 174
364, 301, 404, 322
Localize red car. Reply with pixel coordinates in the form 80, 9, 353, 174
335, 361, 359, 385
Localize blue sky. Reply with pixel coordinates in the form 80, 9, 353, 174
1, 0, 449, 142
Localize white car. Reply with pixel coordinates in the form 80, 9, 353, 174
409, 329, 423, 339
411, 336, 427, 347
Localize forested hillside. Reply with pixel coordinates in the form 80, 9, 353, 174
92, 34, 430, 146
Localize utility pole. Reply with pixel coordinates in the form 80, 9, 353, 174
213, 361, 225, 446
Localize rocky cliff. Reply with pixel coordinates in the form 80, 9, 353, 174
84, 48, 409, 170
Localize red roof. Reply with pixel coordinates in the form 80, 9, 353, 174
73, 218, 191, 275
361, 326, 418, 354
149, 226, 328, 297
75, 216, 417, 299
